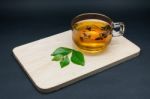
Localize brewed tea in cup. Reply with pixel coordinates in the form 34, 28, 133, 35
71, 13, 125, 53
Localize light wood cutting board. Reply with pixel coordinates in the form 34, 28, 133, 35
13, 30, 140, 93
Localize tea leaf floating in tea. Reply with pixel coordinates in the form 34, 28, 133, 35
51, 47, 85, 68
72, 19, 113, 52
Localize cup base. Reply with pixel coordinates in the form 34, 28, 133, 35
72, 42, 107, 55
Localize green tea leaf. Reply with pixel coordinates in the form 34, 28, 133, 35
51, 47, 72, 56
52, 54, 63, 61
51, 47, 86, 68
60, 56, 70, 68
71, 50, 85, 66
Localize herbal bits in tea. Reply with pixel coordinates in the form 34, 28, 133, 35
72, 19, 112, 52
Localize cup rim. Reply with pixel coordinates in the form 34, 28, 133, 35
71, 13, 113, 29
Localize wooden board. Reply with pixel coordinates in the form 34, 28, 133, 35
13, 30, 140, 93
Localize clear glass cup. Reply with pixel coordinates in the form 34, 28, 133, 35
71, 13, 125, 53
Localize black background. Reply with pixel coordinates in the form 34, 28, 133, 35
0, 0, 150, 99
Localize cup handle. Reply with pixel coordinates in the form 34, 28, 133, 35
112, 22, 125, 37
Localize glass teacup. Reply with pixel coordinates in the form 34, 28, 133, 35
71, 13, 125, 53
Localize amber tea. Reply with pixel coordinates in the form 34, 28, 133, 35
72, 19, 112, 53
72, 13, 125, 53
